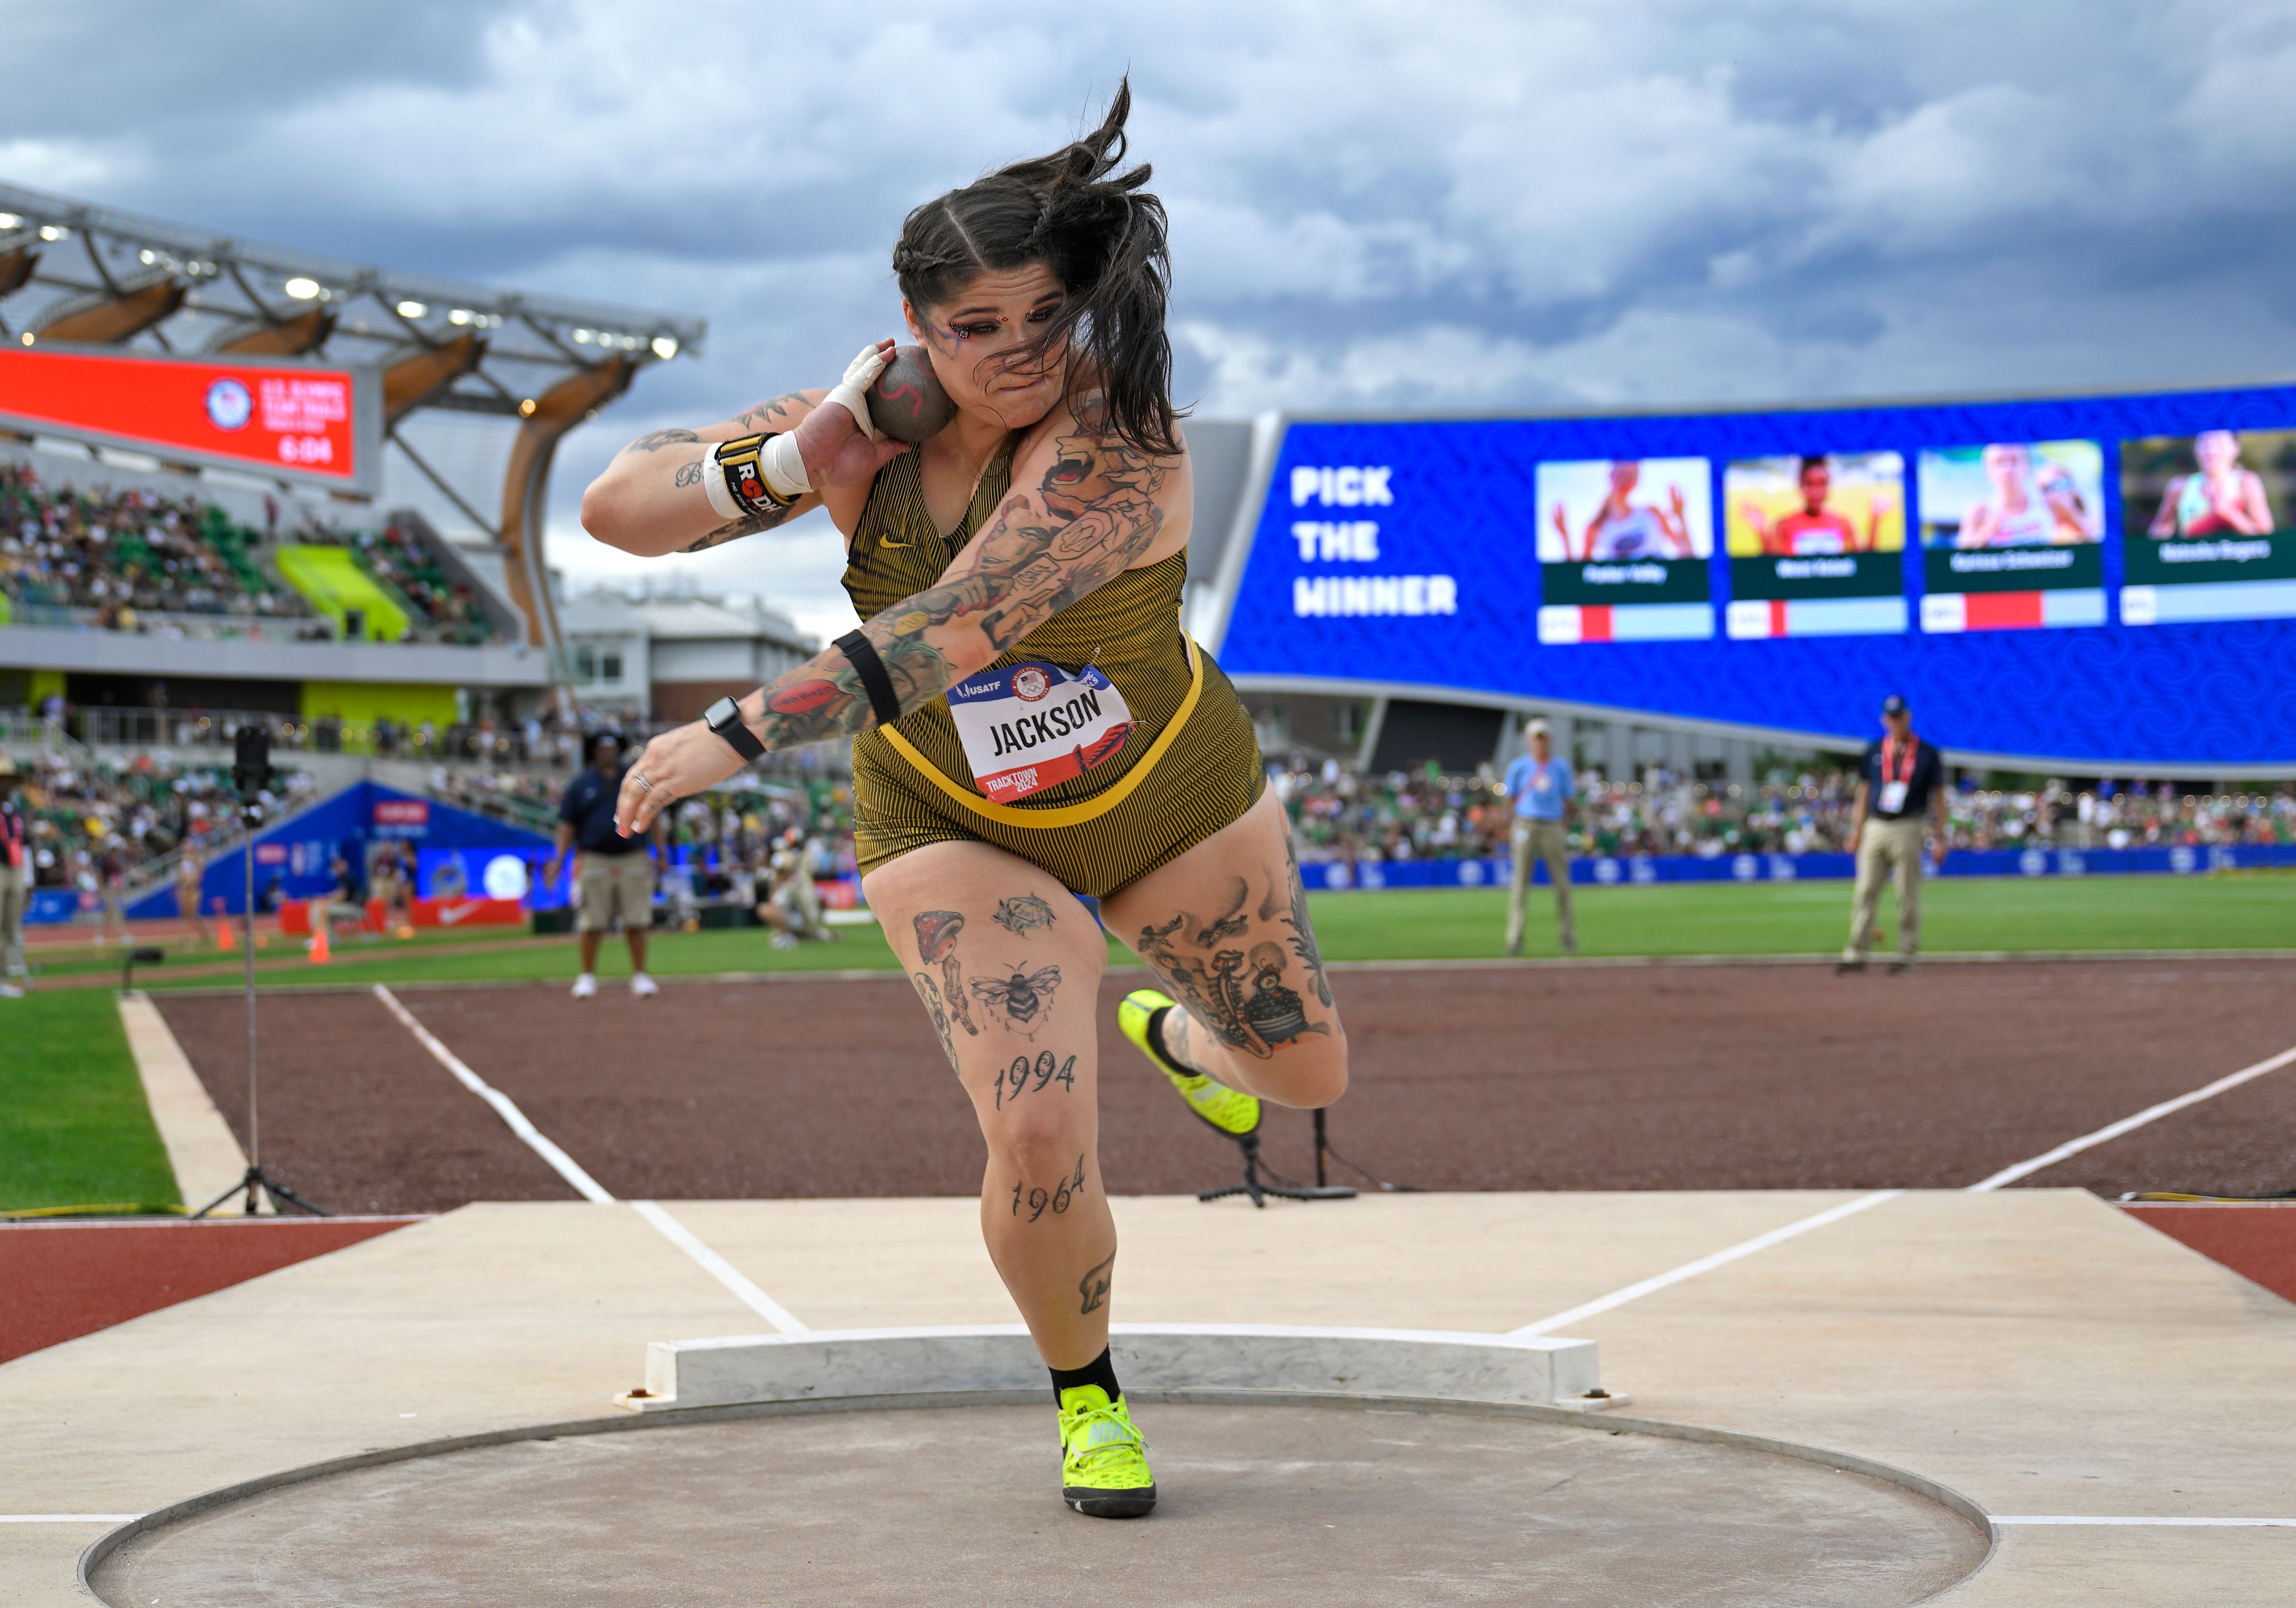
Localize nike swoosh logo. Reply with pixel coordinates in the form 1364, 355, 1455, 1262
437, 902, 481, 924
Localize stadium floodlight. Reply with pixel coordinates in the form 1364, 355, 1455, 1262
283, 276, 321, 300
37, 224, 67, 241
0, 212, 20, 228
395, 299, 426, 318
448, 308, 474, 325
651, 334, 679, 360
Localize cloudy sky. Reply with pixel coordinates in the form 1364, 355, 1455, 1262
9, 0, 2296, 637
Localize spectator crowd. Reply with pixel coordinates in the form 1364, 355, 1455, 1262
1, 463, 292, 629
1270, 757, 2296, 865
0, 463, 496, 644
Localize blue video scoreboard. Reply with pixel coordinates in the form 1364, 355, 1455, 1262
1215, 382, 2296, 768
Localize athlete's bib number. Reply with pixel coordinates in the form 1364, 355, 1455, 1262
945, 661, 1135, 804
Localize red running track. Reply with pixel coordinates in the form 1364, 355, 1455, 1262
2122, 1204, 2296, 1305
0, 1217, 415, 1365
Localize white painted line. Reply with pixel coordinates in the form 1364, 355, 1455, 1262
371, 984, 613, 1204
630, 1201, 808, 1335
0, 1514, 142, 1524
1968, 1043, 2296, 1191
1994, 1516, 2296, 1527
370, 986, 807, 1334
1510, 1191, 1903, 1337
118, 990, 248, 1213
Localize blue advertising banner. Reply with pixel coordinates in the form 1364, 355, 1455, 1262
1216, 382, 2296, 768
1301, 842, 2294, 891
114, 782, 552, 921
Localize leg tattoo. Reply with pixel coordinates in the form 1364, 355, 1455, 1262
914, 910, 979, 1037
1078, 1249, 1116, 1315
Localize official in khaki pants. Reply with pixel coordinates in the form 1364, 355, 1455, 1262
543, 732, 667, 999
1839, 694, 1950, 974
1504, 719, 1578, 956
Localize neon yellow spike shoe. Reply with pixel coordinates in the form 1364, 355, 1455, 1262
1118, 989, 1261, 1138
1058, 1385, 1157, 1518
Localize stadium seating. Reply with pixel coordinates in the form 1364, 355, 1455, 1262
0, 463, 302, 629
0, 463, 495, 644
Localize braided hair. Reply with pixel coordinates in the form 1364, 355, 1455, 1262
892, 78, 1182, 457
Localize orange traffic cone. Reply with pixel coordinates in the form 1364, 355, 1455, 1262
308, 898, 331, 964
215, 904, 235, 952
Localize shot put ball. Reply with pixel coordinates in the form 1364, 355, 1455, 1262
867, 346, 957, 443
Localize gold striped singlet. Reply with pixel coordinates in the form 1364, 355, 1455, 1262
843, 435, 1264, 898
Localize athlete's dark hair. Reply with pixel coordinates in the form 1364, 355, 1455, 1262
1798, 455, 1830, 478
892, 78, 1181, 457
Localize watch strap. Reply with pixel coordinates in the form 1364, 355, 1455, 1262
705, 695, 766, 761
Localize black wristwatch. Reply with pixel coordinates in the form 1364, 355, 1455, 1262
704, 695, 765, 762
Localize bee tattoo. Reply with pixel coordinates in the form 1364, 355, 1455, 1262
971, 964, 1062, 1037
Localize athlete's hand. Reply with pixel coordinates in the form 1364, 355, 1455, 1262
615, 721, 746, 838
794, 339, 911, 493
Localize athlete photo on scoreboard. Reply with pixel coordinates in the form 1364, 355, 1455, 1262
1917, 441, 2103, 550
1726, 452, 1903, 557
2119, 427, 2296, 626
1537, 457, 1713, 564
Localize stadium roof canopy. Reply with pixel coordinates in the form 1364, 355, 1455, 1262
0, 179, 707, 653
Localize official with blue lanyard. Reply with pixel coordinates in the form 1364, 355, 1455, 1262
1504, 719, 1578, 956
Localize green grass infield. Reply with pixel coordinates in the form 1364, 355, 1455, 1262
30, 872, 2286, 994
0, 991, 181, 1216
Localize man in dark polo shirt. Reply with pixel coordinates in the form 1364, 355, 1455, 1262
543, 732, 665, 999
1837, 694, 1950, 974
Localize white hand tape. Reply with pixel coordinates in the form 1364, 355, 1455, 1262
762, 433, 810, 498
824, 343, 891, 443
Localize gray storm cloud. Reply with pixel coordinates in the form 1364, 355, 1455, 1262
9, 0, 2295, 627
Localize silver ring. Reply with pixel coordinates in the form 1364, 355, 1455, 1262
631, 772, 654, 793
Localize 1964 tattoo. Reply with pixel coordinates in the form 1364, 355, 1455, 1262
1011, 1154, 1088, 1220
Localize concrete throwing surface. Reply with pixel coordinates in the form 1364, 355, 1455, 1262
91, 1402, 1986, 1608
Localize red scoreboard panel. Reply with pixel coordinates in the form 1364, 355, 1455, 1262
0, 342, 382, 492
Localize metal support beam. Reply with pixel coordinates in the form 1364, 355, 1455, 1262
499, 357, 634, 658
33, 278, 184, 344
384, 333, 486, 425
218, 307, 335, 356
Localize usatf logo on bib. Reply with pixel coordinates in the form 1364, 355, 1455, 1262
945, 660, 1134, 803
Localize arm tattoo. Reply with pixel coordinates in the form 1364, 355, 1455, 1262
622, 427, 699, 454
681, 502, 798, 553
732, 392, 808, 431
674, 460, 703, 488
738, 390, 1170, 751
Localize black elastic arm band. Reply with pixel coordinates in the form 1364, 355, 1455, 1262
835, 630, 902, 728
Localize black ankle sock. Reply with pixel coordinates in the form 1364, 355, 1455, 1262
1145, 1006, 1187, 1075
1049, 1346, 1122, 1402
